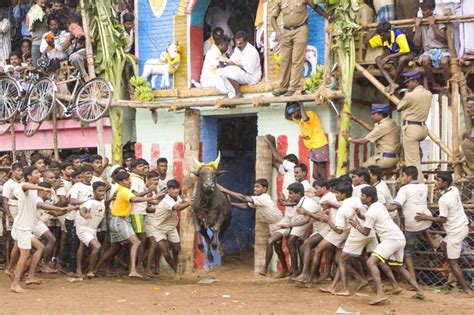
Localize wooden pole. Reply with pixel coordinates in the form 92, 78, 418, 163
254, 136, 273, 276
446, 11, 462, 178
355, 62, 454, 159
52, 107, 59, 160
56, 89, 345, 110
80, 0, 106, 157
179, 108, 200, 274
364, 14, 474, 30
10, 119, 16, 162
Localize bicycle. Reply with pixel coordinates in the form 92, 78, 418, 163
26, 58, 113, 123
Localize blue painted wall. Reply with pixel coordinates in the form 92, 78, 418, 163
137, 0, 180, 89
307, 6, 326, 65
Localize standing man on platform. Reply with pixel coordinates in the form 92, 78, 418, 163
343, 104, 400, 171
397, 71, 432, 182
271, 0, 330, 96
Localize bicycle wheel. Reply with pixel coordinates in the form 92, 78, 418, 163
0, 76, 21, 122
23, 116, 42, 138
27, 77, 56, 123
0, 121, 10, 136
74, 78, 112, 122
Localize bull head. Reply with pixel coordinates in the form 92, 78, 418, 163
192, 152, 226, 192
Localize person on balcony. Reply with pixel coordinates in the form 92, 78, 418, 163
271, 0, 330, 97
200, 35, 230, 88
366, 22, 417, 94
414, 0, 450, 90
215, 31, 261, 99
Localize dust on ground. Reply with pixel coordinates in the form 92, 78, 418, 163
1, 254, 472, 314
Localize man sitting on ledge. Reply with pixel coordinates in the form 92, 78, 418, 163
215, 31, 261, 99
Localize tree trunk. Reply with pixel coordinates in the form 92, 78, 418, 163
179, 109, 200, 274
254, 136, 273, 275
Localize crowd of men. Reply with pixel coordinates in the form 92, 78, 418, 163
0, 154, 188, 293
0, 0, 134, 83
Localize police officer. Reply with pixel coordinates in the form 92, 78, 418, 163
343, 104, 401, 170
397, 71, 432, 182
271, 0, 329, 97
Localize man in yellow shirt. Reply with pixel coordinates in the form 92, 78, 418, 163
286, 101, 328, 180
366, 22, 416, 94
95, 172, 163, 278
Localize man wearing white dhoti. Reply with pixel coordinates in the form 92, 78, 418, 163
215, 31, 262, 99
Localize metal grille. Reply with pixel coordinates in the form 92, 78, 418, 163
387, 177, 474, 288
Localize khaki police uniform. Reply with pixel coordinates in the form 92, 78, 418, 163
272, 0, 309, 91
397, 85, 432, 182
363, 117, 401, 169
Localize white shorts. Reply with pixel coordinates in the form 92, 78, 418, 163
290, 223, 311, 238
269, 223, 280, 235
324, 229, 350, 248
11, 228, 34, 250
311, 225, 331, 238
33, 221, 49, 238
273, 217, 291, 237
445, 225, 469, 259
153, 229, 180, 243
343, 234, 378, 257
5, 205, 19, 231
372, 238, 406, 265
77, 228, 98, 247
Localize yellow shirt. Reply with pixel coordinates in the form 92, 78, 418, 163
369, 30, 411, 54
111, 185, 135, 217
294, 111, 328, 149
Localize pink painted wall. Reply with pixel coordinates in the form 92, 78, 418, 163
0, 118, 112, 151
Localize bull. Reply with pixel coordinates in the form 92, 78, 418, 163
192, 152, 232, 263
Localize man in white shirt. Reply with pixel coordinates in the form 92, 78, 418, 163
130, 159, 154, 273
156, 157, 174, 192
90, 154, 108, 184
368, 165, 398, 225
415, 171, 472, 295
7, 166, 50, 293
148, 179, 191, 280
216, 31, 261, 98
67, 165, 94, 271
354, 186, 425, 305
39, 16, 72, 61
386, 166, 434, 281
219, 179, 286, 277
75, 181, 106, 278
2, 163, 23, 267
351, 167, 371, 198
200, 36, 230, 87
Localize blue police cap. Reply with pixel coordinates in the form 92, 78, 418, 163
371, 103, 389, 114
402, 71, 422, 84
286, 104, 300, 115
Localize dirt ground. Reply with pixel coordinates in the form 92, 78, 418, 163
1, 254, 473, 314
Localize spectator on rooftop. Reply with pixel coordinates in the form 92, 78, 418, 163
27, 0, 50, 66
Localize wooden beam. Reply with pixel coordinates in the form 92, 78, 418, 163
355, 62, 454, 159
364, 14, 474, 30
56, 89, 345, 110
179, 109, 200, 274
254, 136, 273, 276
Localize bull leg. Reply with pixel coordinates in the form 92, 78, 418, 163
215, 212, 231, 257
210, 211, 227, 251
200, 229, 214, 263
192, 214, 205, 252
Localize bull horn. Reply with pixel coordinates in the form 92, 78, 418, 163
193, 156, 203, 170
213, 151, 221, 168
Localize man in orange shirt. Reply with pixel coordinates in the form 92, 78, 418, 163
286, 101, 328, 180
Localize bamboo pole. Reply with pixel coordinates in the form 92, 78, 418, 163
446, 11, 462, 178
364, 14, 474, 30
179, 109, 200, 274
56, 89, 345, 110
254, 136, 273, 276
52, 107, 59, 160
10, 119, 16, 162
355, 62, 454, 159
80, 0, 105, 157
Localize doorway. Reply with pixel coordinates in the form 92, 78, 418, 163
200, 114, 257, 268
